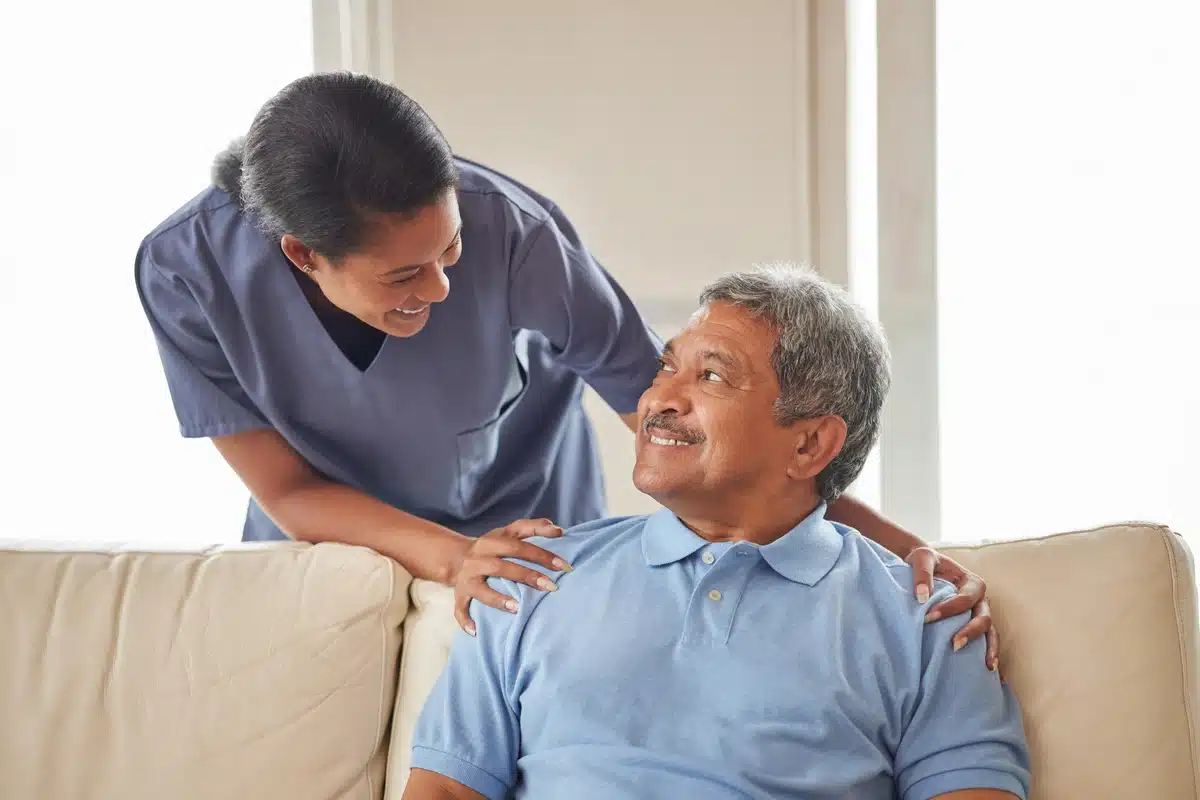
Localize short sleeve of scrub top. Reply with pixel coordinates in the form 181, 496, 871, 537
509, 202, 662, 414
134, 159, 664, 542
135, 241, 269, 439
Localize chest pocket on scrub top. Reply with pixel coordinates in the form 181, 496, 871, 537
454, 340, 531, 518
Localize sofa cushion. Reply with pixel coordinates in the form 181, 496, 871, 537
387, 577, 458, 795
0, 541, 409, 800
388, 524, 1200, 800
942, 524, 1199, 799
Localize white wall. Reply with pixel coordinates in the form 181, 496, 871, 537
0, 2, 313, 544
937, 1, 1200, 542
389, 0, 816, 515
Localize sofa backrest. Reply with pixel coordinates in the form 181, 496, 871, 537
389, 523, 1200, 799
0, 540, 410, 800
942, 524, 1199, 799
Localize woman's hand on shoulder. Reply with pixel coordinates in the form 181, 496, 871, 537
453, 519, 572, 637
906, 546, 999, 675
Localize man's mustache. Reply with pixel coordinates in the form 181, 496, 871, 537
642, 413, 705, 444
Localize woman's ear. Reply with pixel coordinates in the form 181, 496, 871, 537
280, 234, 317, 274
786, 416, 849, 482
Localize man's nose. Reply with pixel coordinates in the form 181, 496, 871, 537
417, 265, 451, 303
643, 372, 691, 417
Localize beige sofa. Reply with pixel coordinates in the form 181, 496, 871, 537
1, 523, 1197, 799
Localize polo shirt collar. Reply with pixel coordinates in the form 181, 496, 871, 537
758, 503, 844, 586
641, 503, 845, 587
642, 509, 710, 566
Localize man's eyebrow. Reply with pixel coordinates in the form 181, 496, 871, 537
660, 341, 743, 372
382, 225, 462, 277
699, 348, 742, 372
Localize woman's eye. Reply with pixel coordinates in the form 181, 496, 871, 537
389, 270, 420, 286
703, 370, 723, 383
657, 358, 676, 373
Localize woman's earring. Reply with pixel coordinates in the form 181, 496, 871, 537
299, 264, 315, 274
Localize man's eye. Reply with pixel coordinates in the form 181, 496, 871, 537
703, 370, 723, 383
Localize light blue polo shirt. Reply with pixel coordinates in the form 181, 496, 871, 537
412, 506, 1031, 799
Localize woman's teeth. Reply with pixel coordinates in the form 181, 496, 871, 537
395, 307, 427, 315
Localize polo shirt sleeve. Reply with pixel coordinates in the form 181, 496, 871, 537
509, 204, 664, 414
135, 242, 269, 439
409, 580, 524, 800
894, 589, 1033, 800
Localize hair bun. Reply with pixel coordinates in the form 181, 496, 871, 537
211, 137, 247, 202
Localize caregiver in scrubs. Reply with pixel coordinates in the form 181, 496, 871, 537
136, 72, 997, 667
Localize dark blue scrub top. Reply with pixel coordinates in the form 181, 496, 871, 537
135, 158, 663, 541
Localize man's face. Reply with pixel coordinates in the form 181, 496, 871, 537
633, 301, 801, 507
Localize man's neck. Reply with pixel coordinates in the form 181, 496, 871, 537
666, 493, 823, 547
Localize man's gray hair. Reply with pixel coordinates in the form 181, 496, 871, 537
699, 264, 892, 503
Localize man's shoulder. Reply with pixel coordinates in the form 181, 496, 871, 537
481, 516, 651, 632
835, 530, 958, 621
519, 515, 650, 568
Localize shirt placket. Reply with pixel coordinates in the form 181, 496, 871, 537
680, 543, 758, 647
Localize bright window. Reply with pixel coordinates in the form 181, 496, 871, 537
1, 3, 312, 544
937, 2, 1200, 541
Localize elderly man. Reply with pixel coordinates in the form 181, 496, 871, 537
405, 265, 1030, 800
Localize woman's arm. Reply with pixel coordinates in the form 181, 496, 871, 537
213, 428, 471, 583
217, 429, 571, 638
827, 493, 924, 558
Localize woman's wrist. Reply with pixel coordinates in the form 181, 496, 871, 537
433, 534, 471, 585
379, 526, 470, 585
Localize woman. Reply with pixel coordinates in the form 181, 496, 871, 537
136, 72, 997, 669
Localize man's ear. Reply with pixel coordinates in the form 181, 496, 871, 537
786, 415, 848, 482
280, 234, 318, 274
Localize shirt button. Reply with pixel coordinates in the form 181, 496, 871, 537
701, 551, 716, 565
708, 589, 722, 602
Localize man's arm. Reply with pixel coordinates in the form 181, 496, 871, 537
403, 768, 487, 800
894, 585, 1031, 800
407, 581, 526, 800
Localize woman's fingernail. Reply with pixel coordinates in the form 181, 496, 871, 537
989, 659, 998, 672
537, 577, 558, 592
916, 585, 930, 603
952, 637, 966, 652
552, 558, 569, 571
925, 611, 941, 623
463, 623, 477, 637
504, 599, 519, 613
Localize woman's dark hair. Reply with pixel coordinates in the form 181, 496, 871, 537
211, 72, 459, 260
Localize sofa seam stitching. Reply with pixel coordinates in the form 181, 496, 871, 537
367, 560, 397, 800
1159, 527, 1200, 795
937, 522, 1175, 550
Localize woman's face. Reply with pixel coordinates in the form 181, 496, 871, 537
280, 191, 463, 338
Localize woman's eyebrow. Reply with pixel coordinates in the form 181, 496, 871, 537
382, 225, 462, 277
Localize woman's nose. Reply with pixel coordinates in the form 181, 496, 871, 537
417, 265, 450, 303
